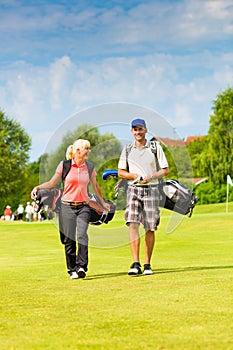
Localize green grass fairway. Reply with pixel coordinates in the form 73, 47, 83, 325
1, 203, 233, 350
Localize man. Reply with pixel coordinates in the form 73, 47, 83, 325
118, 118, 169, 275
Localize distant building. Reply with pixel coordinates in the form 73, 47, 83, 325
156, 137, 186, 148
184, 135, 205, 145
151, 135, 205, 148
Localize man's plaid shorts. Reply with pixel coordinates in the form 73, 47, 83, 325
125, 185, 160, 231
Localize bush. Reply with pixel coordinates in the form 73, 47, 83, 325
194, 182, 233, 205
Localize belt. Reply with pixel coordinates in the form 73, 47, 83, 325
130, 184, 158, 188
62, 201, 89, 206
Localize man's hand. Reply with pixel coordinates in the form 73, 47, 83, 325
141, 176, 151, 184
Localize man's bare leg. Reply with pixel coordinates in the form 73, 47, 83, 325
144, 230, 155, 264
129, 222, 140, 262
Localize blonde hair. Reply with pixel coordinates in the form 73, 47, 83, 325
65, 139, 90, 160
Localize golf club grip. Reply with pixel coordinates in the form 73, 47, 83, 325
102, 169, 118, 180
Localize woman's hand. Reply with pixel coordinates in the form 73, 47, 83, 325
102, 202, 111, 211
31, 187, 39, 200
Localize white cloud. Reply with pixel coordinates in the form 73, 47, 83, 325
0, 0, 232, 160
1, 0, 232, 61
173, 104, 193, 127
1, 49, 232, 161
48, 56, 75, 111
177, 0, 233, 40
213, 64, 233, 85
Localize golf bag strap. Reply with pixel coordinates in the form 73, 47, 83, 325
62, 159, 72, 181
125, 144, 133, 172
125, 140, 163, 188
86, 161, 95, 179
62, 159, 94, 181
125, 140, 160, 171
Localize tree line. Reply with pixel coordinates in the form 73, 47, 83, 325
0, 87, 232, 214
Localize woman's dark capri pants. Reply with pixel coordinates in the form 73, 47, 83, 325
59, 202, 91, 274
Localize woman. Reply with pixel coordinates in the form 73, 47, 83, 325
31, 139, 110, 279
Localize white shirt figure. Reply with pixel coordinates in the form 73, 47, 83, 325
25, 202, 33, 222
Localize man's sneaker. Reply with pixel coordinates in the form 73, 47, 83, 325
128, 262, 142, 276
143, 264, 153, 275
77, 267, 86, 279
70, 271, 79, 279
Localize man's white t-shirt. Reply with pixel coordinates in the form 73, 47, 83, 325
118, 141, 168, 185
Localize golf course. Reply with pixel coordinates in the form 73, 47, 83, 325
1, 202, 233, 350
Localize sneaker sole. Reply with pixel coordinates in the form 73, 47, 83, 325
128, 268, 142, 276
143, 270, 153, 275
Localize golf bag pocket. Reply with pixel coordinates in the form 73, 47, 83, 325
88, 194, 116, 225
159, 180, 198, 217
35, 188, 62, 213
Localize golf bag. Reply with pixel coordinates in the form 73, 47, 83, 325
88, 194, 116, 225
35, 158, 116, 225
35, 188, 62, 214
102, 170, 198, 217
35, 189, 116, 225
159, 179, 198, 217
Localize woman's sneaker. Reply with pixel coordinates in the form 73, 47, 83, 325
70, 271, 79, 279
128, 262, 142, 275
143, 264, 153, 275
77, 267, 86, 279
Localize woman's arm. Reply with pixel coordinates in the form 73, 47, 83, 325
31, 172, 61, 199
90, 176, 110, 211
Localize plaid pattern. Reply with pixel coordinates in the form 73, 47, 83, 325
125, 185, 160, 231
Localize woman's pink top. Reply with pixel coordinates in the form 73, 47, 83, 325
56, 159, 96, 202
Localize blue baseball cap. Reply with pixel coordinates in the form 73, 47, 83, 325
131, 118, 147, 128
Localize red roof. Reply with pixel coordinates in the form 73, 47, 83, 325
184, 135, 205, 145
151, 136, 205, 147
152, 137, 186, 147
158, 137, 186, 147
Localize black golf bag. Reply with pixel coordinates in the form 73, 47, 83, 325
159, 179, 198, 217
102, 170, 198, 217
88, 194, 116, 225
35, 189, 116, 225
35, 188, 62, 213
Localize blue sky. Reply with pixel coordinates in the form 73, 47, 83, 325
0, 0, 233, 161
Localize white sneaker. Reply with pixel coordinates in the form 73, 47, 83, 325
143, 264, 153, 275
77, 267, 86, 279
128, 262, 142, 275
70, 271, 79, 279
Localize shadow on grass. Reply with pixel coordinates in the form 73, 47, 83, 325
86, 265, 233, 280
155, 265, 233, 274
86, 272, 127, 280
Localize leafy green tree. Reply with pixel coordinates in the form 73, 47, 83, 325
200, 87, 233, 184
164, 145, 193, 179
187, 137, 208, 178
0, 110, 31, 214
20, 160, 40, 205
